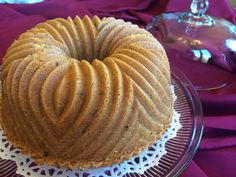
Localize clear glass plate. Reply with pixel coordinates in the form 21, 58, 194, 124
0, 65, 203, 177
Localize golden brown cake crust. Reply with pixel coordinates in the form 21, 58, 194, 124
1, 16, 174, 169
0, 106, 173, 169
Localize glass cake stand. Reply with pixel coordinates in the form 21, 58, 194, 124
0, 65, 203, 177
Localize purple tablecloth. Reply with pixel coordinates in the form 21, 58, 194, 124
0, 0, 236, 177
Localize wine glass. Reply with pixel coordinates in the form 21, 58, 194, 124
146, 0, 236, 91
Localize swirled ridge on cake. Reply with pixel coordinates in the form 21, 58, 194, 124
1, 16, 173, 169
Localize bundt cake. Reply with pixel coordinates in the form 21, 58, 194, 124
0, 16, 173, 169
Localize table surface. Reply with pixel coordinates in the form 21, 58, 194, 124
0, 0, 236, 177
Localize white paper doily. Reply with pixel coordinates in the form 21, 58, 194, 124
0, 85, 181, 177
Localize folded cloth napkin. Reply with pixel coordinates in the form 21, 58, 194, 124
0, 0, 236, 177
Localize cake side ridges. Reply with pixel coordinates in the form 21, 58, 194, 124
1, 16, 174, 169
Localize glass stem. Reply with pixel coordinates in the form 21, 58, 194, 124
179, 0, 213, 26
190, 0, 209, 17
